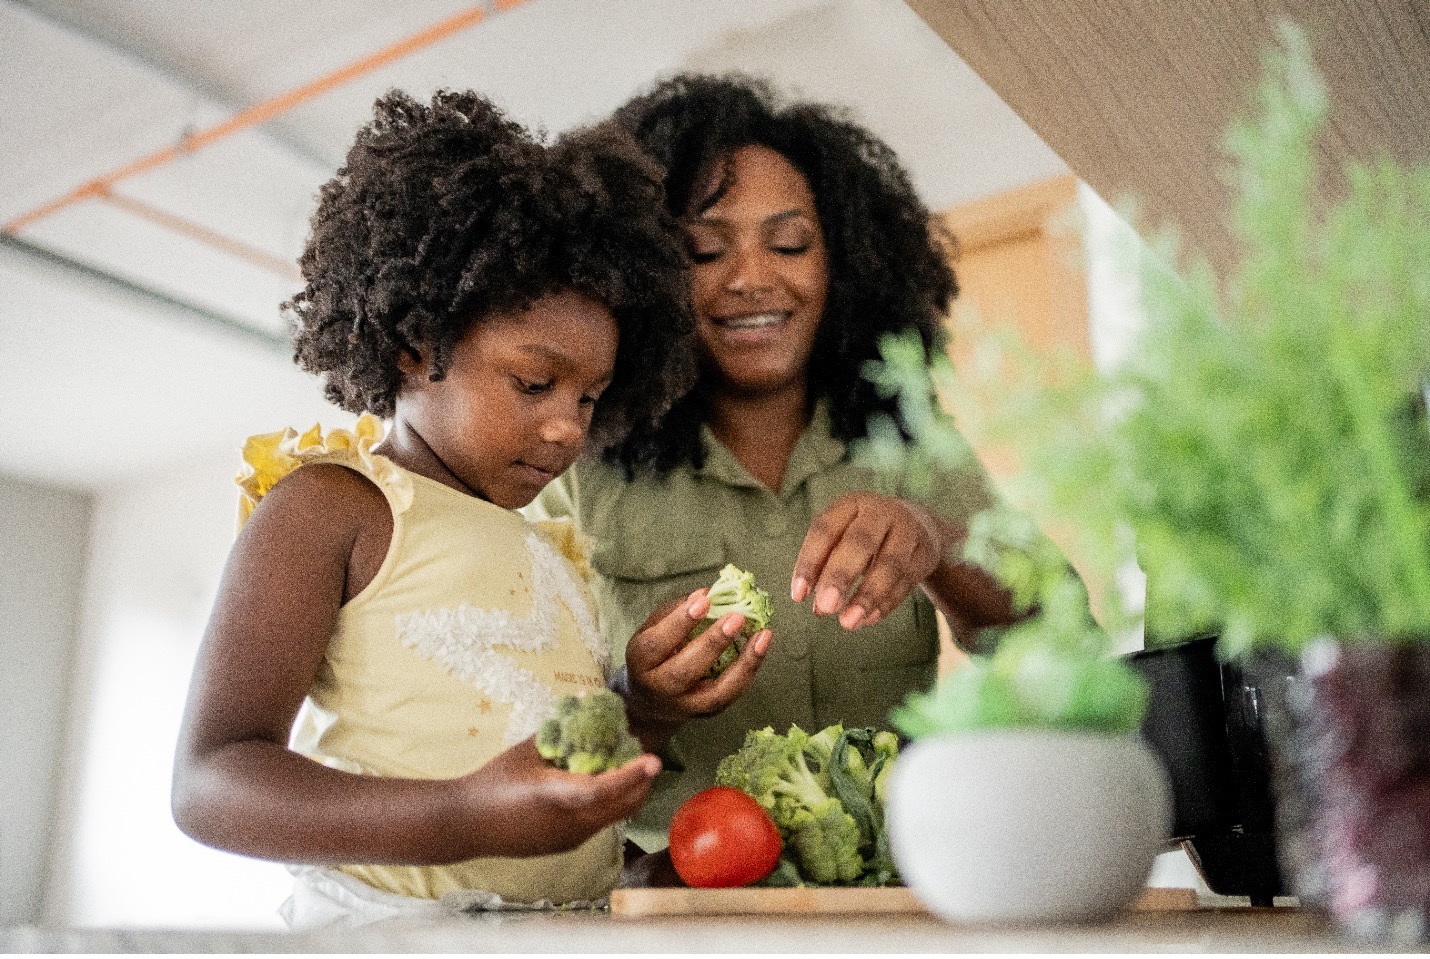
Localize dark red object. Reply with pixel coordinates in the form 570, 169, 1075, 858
668, 786, 783, 888
1256, 640, 1430, 943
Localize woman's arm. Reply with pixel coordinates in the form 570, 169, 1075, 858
172, 465, 656, 866
790, 492, 1023, 649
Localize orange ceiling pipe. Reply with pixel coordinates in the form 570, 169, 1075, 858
96, 190, 302, 281
3, 1, 528, 237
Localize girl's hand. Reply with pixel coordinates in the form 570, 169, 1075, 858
791, 492, 951, 630
459, 738, 661, 858
621, 590, 771, 739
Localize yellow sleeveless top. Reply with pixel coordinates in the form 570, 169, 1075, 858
236, 415, 621, 903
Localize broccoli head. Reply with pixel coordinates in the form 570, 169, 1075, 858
789, 798, 866, 884
717, 723, 902, 886
535, 690, 642, 774
714, 726, 829, 833
697, 564, 773, 677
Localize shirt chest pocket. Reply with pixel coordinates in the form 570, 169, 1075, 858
587, 493, 729, 622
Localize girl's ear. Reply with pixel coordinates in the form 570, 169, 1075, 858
396, 347, 426, 379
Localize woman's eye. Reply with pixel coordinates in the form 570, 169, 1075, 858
685, 231, 725, 264
514, 377, 553, 395
774, 243, 811, 257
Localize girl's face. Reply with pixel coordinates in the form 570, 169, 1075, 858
684, 145, 828, 400
397, 290, 618, 510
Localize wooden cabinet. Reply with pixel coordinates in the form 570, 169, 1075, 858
933, 173, 1102, 671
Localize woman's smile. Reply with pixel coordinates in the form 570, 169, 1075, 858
709, 309, 793, 344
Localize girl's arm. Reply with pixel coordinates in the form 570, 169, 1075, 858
172, 464, 656, 865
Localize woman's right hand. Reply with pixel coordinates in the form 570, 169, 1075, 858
621, 590, 771, 744
456, 738, 661, 858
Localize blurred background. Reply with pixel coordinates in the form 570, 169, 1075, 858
1, 0, 1162, 929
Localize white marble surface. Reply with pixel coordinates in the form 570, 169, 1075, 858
2, 907, 1406, 954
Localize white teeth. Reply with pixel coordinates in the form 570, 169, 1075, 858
722, 313, 784, 328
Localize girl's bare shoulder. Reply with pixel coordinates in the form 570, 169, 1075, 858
237, 462, 394, 573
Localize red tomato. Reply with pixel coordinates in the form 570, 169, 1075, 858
668, 786, 782, 888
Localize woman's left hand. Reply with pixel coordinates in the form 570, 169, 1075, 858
791, 492, 952, 630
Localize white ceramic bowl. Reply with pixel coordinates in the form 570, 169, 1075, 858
887, 730, 1171, 925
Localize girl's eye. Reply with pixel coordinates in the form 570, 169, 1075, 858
514, 377, 553, 395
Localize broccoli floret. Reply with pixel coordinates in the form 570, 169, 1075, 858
802, 723, 844, 782
696, 564, 773, 677
535, 690, 642, 774
714, 726, 829, 834
789, 798, 865, 885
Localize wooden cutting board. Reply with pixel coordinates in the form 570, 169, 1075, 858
609, 885, 1198, 917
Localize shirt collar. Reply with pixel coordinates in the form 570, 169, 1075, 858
696, 398, 848, 498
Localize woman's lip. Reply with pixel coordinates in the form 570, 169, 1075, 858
707, 312, 791, 344
711, 310, 790, 327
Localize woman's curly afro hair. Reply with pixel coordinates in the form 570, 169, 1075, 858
286, 89, 696, 456
607, 73, 958, 475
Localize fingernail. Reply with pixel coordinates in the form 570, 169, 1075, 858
791, 577, 809, 602
722, 614, 744, 636
643, 755, 662, 776
840, 605, 865, 630
815, 586, 841, 615
864, 608, 882, 626
753, 630, 771, 655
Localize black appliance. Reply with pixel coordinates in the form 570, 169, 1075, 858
1126, 636, 1291, 906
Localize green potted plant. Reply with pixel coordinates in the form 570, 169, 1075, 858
868, 25, 1430, 942
859, 311, 1171, 926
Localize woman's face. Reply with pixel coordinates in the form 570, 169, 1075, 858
684, 145, 828, 400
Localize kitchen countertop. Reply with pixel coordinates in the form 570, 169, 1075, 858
3, 907, 1413, 953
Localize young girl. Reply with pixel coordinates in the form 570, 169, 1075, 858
171, 90, 771, 927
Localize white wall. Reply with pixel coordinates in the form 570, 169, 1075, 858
0, 474, 91, 926
46, 450, 295, 929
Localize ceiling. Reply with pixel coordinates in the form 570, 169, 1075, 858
0, 0, 1067, 491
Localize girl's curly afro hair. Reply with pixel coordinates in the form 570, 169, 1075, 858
606, 73, 958, 476
286, 89, 696, 456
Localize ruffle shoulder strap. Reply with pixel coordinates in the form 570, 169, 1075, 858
235, 413, 412, 531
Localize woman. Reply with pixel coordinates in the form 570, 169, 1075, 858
531, 74, 1023, 856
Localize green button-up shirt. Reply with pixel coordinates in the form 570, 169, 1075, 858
528, 402, 997, 850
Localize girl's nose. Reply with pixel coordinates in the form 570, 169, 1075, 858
539, 408, 585, 447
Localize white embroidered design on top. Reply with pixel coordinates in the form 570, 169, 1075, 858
533, 528, 609, 675
395, 530, 608, 745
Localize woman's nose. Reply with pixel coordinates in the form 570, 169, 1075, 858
725, 245, 773, 295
